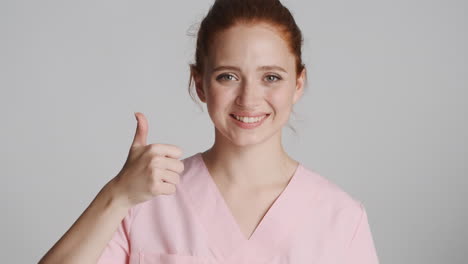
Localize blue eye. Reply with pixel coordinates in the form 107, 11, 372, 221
265, 75, 281, 82
216, 73, 281, 82
216, 74, 237, 81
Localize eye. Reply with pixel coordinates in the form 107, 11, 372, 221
265, 74, 282, 82
216, 73, 237, 81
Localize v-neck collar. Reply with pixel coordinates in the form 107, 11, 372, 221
182, 152, 320, 263
196, 151, 302, 242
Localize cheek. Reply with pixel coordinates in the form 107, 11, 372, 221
205, 89, 233, 117
268, 88, 294, 110
209, 91, 230, 107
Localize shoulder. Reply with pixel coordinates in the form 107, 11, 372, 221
299, 164, 364, 214
299, 165, 368, 242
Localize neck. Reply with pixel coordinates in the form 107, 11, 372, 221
200, 128, 299, 190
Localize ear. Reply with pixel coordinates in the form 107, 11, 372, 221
192, 67, 206, 103
293, 68, 306, 104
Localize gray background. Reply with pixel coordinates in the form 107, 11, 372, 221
1, 0, 467, 263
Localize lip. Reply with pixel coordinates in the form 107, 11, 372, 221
229, 113, 270, 129
231, 111, 271, 117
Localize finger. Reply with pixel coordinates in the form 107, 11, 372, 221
150, 156, 185, 174
160, 170, 181, 185
158, 181, 177, 195
131, 112, 148, 148
147, 143, 184, 160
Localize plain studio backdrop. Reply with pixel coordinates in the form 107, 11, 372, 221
1, 0, 467, 263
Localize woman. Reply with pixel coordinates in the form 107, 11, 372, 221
39, 0, 379, 263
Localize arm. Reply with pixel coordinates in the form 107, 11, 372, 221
345, 203, 380, 264
38, 112, 184, 264
38, 178, 131, 264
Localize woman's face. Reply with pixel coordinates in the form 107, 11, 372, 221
195, 22, 305, 146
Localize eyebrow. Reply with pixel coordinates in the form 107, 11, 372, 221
212, 65, 288, 74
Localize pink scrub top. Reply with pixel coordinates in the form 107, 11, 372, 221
97, 152, 380, 264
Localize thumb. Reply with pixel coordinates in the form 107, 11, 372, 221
131, 112, 148, 148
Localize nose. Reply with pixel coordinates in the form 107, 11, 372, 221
235, 80, 263, 107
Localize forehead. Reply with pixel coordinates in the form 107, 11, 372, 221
206, 23, 295, 70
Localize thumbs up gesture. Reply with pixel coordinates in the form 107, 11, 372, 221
112, 112, 185, 207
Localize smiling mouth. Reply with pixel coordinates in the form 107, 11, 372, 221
230, 113, 270, 123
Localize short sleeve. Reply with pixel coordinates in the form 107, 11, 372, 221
96, 204, 140, 264
345, 203, 380, 264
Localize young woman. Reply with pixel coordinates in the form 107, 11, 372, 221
39, 0, 379, 263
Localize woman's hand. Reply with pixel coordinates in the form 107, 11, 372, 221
112, 112, 185, 208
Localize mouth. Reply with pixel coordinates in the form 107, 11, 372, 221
229, 114, 270, 120
229, 114, 270, 128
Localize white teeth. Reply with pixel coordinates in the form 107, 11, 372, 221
233, 114, 267, 123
